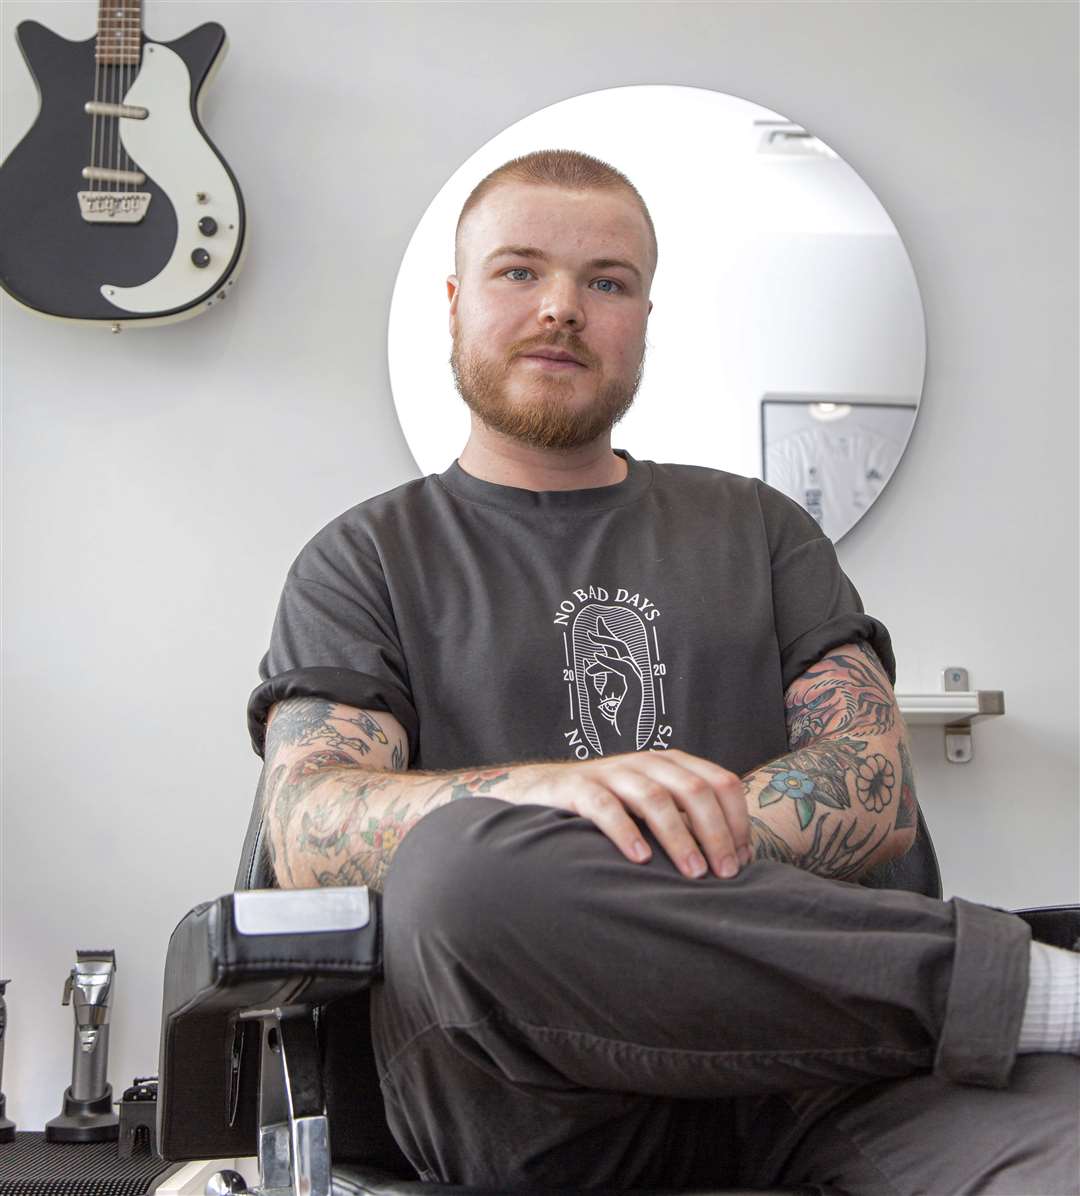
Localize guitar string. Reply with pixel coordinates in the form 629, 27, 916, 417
124, 0, 138, 191
113, 0, 141, 188
120, 2, 128, 188
116, 2, 124, 190
113, 3, 123, 188
104, 8, 111, 183
119, 1, 128, 185
104, 7, 115, 186
88, 3, 152, 198
125, 0, 136, 190
111, 4, 120, 186
89, 4, 102, 192
108, 6, 116, 188
97, 1, 140, 192
112, 3, 125, 185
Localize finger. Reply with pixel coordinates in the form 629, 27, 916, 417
569, 781, 655, 866
586, 657, 637, 679
602, 766, 712, 878
664, 750, 752, 863
587, 623, 624, 651
634, 756, 742, 878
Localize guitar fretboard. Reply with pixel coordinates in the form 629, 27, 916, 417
95, 0, 143, 65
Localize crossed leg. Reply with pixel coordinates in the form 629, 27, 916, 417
369, 797, 1067, 1191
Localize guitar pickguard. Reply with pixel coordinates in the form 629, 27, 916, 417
104, 40, 241, 313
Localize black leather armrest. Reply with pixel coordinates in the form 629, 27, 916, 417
163, 886, 381, 1014
1008, 903, 1080, 951
157, 887, 380, 1162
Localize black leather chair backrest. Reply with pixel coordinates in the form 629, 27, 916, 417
860, 804, 942, 899
232, 784, 941, 1170
235, 784, 275, 891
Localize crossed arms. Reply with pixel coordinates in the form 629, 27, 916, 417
258, 639, 916, 893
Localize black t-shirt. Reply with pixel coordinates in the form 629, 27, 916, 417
248, 449, 894, 776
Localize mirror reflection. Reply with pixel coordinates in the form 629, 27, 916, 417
763, 398, 917, 539
388, 85, 926, 541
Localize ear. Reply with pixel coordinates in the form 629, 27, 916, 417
447, 275, 460, 335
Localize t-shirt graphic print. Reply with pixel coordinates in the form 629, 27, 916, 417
555, 588, 671, 758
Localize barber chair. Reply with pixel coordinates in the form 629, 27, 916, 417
157, 795, 1080, 1196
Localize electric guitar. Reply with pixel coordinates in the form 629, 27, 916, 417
0, 1, 246, 329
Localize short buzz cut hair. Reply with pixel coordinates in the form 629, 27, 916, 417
453, 148, 658, 282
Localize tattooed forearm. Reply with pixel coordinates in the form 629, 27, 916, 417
741, 735, 899, 881
264, 697, 399, 762
741, 641, 917, 882
785, 642, 896, 747
894, 737, 918, 834
264, 748, 525, 893
748, 808, 889, 878
261, 762, 289, 884
259, 698, 561, 892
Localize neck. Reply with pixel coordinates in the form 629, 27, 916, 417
457, 431, 628, 492
96, 0, 143, 64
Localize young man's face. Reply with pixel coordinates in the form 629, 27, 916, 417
447, 182, 654, 451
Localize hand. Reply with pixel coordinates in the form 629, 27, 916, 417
582, 617, 645, 754
513, 749, 752, 879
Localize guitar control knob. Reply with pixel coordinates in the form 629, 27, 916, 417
191, 248, 211, 268
198, 217, 218, 236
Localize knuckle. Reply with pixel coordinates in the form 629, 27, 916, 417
587, 786, 618, 811
722, 788, 750, 823
701, 822, 736, 851
680, 776, 712, 801
569, 781, 606, 814
639, 786, 671, 811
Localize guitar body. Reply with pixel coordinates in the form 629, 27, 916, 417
0, 20, 246, 326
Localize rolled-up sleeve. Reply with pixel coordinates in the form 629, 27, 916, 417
755, 479, 896, 690
247, 554, 418, 761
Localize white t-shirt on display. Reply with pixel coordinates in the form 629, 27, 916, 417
766, 423, 902, 539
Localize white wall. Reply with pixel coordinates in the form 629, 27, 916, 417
2, 0, 1076, 1132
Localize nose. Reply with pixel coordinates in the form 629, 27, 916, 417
537, 277, 585, 331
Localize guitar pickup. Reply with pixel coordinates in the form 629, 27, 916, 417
77, 191, 152, 224
84, 101, 148, 120
81, 166, 146, 185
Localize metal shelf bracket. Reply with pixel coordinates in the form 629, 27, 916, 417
947, 664, 1004, 765
895, 667, 1005, 764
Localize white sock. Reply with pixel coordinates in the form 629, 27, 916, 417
1016, 939, 1080, 1055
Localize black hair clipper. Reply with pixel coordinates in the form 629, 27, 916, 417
0, 979, 14, 1141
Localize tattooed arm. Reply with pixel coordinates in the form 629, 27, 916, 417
258, 696, 547, 893
740, 642, 918, 882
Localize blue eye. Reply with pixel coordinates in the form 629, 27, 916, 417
501, 268, 622, 293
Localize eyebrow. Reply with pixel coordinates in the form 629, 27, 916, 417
482, 245, 642, 286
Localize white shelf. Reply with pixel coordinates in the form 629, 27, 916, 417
896, 690, 1005, 727
894, 684, 1004, 762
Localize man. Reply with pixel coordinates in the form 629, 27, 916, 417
248, 150, 1079, 1193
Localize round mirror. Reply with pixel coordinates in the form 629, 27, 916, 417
388, 85, 926, 542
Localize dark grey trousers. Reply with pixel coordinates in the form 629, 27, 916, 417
370, 797, 1080, 1194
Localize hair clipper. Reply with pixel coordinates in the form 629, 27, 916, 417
0, 980, 14, 1141
45, 950, 119, 1142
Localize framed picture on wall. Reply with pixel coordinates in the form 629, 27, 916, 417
761, 396, 918, 540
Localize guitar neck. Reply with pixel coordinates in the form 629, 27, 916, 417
95, 0, 143, 66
